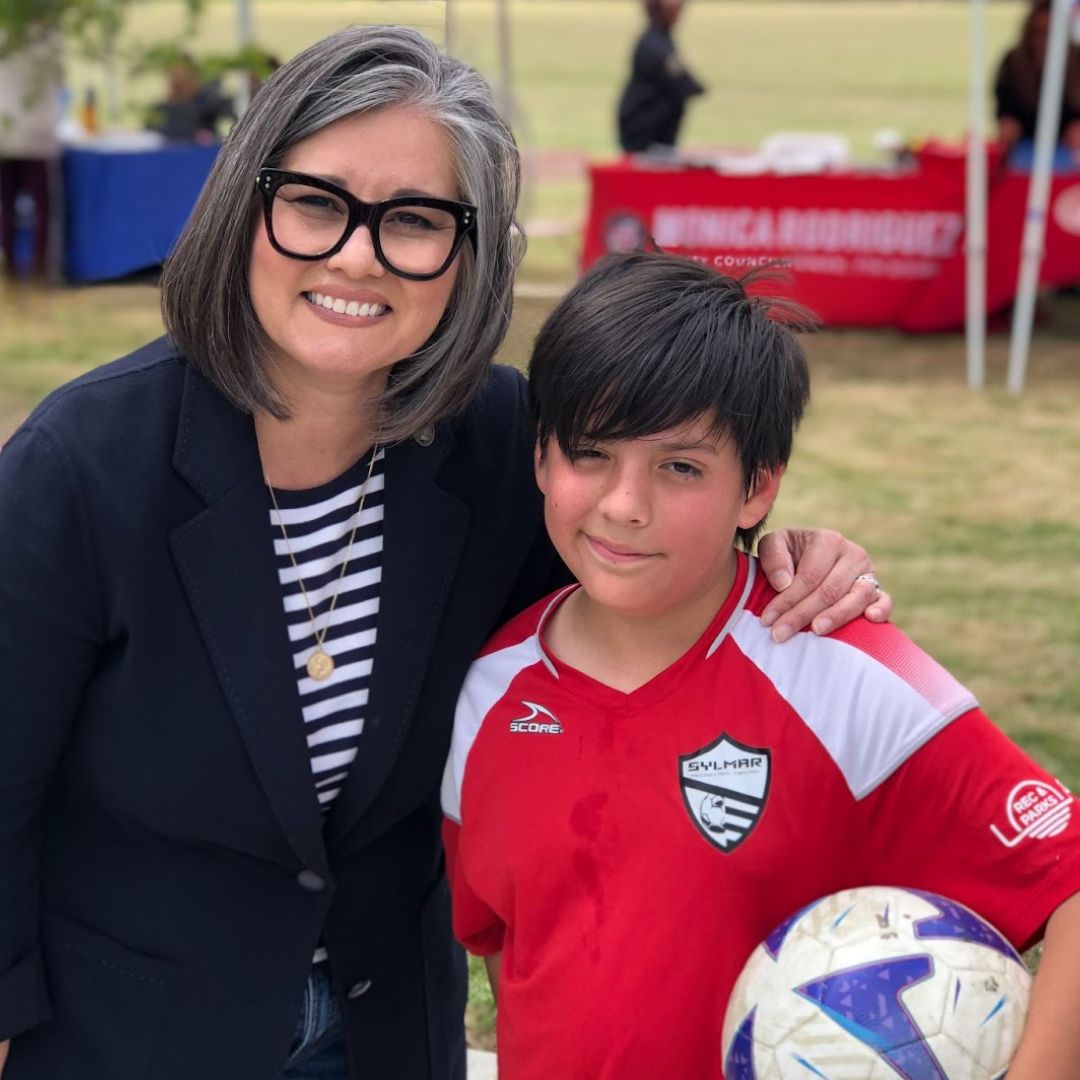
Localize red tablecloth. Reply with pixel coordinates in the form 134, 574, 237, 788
581, 149, 1080, 332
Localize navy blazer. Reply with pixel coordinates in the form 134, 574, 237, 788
0, 338, 559, 1080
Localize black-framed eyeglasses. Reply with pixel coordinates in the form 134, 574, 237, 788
256, 168, 477, 281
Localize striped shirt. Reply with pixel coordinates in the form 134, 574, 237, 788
268, 447, 385, 812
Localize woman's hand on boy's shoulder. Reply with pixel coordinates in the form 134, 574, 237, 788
757, 528, 891, 644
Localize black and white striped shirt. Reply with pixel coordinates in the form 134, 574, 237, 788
267, 448, 385, 811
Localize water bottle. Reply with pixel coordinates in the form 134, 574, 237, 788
12, 191, 36, 275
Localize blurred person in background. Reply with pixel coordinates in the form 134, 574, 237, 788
617, 0, 705, 154
0, 20, 62, 281
151, 52, 233, 143
995, 0, 1080, 160
0, 23, 889, 1080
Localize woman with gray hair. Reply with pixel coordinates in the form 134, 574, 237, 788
0, 24, 889, 1080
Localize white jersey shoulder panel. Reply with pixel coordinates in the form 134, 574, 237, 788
729, 613, 978, 800
440, 632, 547, 823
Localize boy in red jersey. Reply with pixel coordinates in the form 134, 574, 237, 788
441, 253, 1080, 1079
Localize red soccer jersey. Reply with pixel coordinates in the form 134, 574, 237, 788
441, 554, 1080, 1080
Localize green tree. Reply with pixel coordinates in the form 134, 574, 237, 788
0, 0, 205, 59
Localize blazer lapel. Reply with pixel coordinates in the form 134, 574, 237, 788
169, 366, 328, 879
325, 428, 469, 845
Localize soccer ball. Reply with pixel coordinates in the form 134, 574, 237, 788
722, 886, 1032, 1079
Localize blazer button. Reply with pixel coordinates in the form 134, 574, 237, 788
296, 869, 325, 892
347, 979, 373, 999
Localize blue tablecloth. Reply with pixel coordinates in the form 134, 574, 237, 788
1006, 139, 1080, 174
63, 141, 219, 283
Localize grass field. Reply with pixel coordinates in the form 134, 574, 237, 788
2, 0, 1078, 1049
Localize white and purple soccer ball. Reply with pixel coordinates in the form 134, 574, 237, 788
722, 886, 1032, 1080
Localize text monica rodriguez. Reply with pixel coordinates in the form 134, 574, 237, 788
651, 205, 965, 259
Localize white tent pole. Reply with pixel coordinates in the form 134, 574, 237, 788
1006, 0, 1073, 393
103, 38, 121, 125
445, 0, 456, 54
236, 0, 254, 43
965, 0, 988, 390
495, 0, 514, 121
235, 0, 255, 116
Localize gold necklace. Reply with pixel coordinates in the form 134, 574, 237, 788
265, 445, 380, 682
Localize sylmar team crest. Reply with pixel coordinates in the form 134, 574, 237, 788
990, 778, 1072, 848
679, 733, 770, 853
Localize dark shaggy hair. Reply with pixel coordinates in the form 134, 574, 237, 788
528, 252, 813, 547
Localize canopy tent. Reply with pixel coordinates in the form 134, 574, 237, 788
226, 0, 1074, 395
967, 0, 1080, 392
461, 0, 1075, 394
449, 0, 1077, 393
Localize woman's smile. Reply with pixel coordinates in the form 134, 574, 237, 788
301, 288, 391, 325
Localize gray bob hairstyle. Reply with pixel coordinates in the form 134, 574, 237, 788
160, 24, 523, 442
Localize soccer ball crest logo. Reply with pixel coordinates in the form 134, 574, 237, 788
722, 886, 1031, 1079
700, 793, 728, 833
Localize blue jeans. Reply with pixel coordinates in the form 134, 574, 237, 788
281, 962, 348, 1080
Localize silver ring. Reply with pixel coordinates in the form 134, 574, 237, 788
854, 573, 881, 593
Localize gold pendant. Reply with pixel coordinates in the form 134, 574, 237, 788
307, 650, 335, 681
